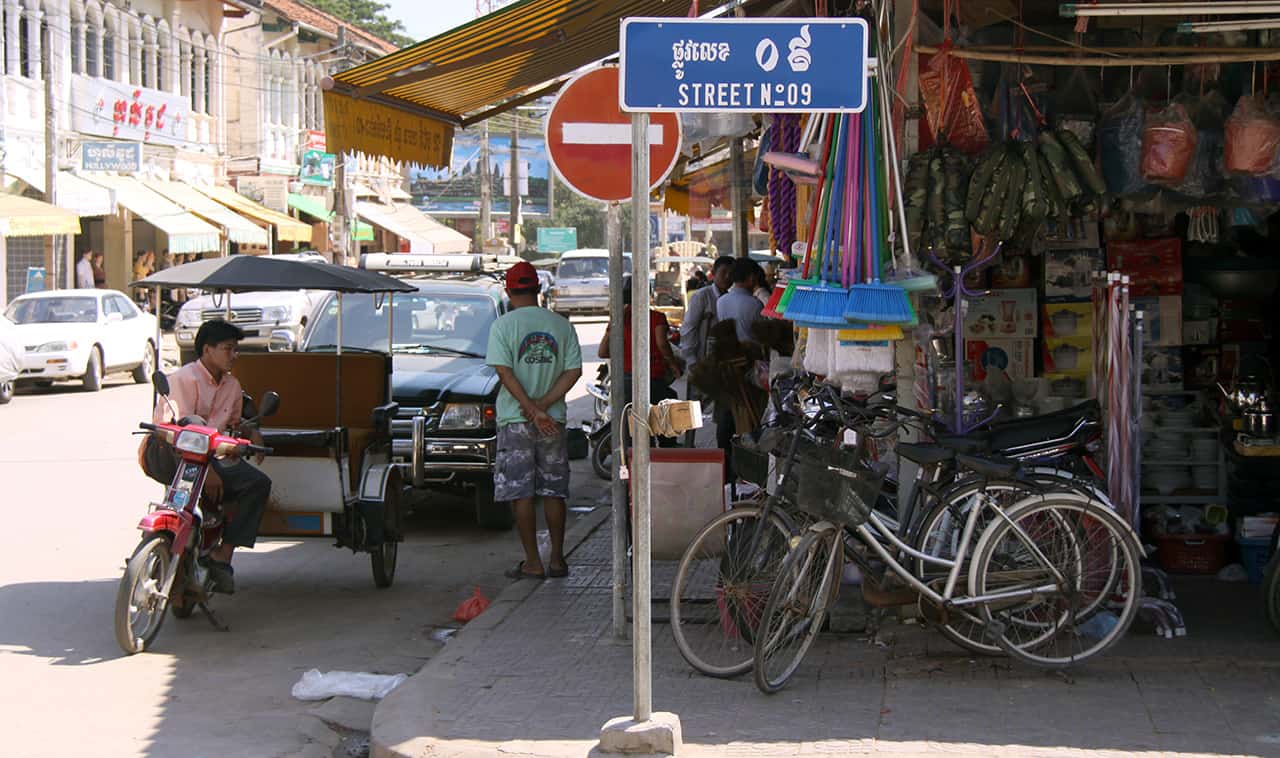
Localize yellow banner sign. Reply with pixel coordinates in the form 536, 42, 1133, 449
322, 91, 454, 169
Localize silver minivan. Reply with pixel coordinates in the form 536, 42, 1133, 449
546, 249, 632, 316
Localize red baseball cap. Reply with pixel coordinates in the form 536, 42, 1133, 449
505, 261, 540, 290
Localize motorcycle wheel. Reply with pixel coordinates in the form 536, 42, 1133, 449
114, 535, 173, 654
591, 431, 612, 481
1263, 556, 1280, 635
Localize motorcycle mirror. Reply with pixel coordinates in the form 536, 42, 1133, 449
241, 392, 259, 422
259, 391, 281, 419
152, 370, 170, 397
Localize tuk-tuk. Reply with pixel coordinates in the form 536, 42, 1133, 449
133, 256, 416, 588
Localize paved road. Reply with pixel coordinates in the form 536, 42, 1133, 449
0, 319, 609, 758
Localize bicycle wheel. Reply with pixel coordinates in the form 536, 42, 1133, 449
969, 496, 1142, 668
753, 525, 842, 694
669, 503, 795, 678
912, 479, 1064, 656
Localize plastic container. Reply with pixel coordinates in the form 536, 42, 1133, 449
1237, 535, 1274, 585
1152, 532, 1230, 574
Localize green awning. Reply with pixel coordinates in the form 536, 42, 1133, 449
287, 193, 374, 241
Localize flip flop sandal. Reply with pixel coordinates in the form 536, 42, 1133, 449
504, 561, 545, 580
547, 564, 570, 578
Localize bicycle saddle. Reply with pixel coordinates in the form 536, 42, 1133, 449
896, 443, 954, 466
955, 454, 1021, 479
985, 400, 1100, 451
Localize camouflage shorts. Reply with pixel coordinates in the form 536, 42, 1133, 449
494, 422, 570, 502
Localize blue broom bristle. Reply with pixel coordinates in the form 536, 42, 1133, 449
843, 283, 914, 325
786, 282, 851, 326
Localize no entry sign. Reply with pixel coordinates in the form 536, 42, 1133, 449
545, 66, 682, 203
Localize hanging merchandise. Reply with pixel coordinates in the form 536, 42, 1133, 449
1174, 91, 1227, 200
1099, 92, 1150, 196
1054, 67, 1101, 148
766, 114, 801, 256
1224, 95, 1280, 176
1141, 102, 1198, 185
906, 145, 971, 260
919, 43, 989, 155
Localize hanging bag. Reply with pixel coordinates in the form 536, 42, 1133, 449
1224, 95, 1280, 176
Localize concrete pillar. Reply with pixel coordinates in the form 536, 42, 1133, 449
168, 10, 179, 94
25, 6, 41, 80
4, 0, 20, 77
103, 209, 132, 292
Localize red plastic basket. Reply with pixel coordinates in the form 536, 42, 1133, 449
1152, 532, 1229, 575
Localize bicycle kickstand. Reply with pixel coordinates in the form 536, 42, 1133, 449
199, 602, 230, 632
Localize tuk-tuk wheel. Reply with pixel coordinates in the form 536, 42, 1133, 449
474, 480, 514, 530
371, 470, 404, 589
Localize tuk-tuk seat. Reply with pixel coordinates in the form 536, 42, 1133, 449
233, 352, 390, 488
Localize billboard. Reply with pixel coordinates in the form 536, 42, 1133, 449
409, 130, 549, 216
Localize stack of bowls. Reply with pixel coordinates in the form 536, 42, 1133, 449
1162, 405, 1200, 428
1146, 465, 1191, 495
1191, 437, 1219, 462
1147, 433, 1188, 461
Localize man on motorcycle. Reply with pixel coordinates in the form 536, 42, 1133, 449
139, 319, 271, 593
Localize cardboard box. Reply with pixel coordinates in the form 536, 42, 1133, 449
1045, 219, 1101, 249
990, 253, 1033, 288
1143, 346, 1185, 390
1043, 248, 1105, 302
1106, 238, 1183, 296
1043, 337, 1093, 377
965, 339, 1035, 383
1183, 320, 1215, 345
1132, 296, 1183, 346
1043, 302, 1093, 338
964, 288, 1038, 339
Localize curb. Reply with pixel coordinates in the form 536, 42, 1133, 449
372, 505, 612, 758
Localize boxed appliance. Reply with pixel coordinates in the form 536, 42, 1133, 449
1042, 302, 1093, 339
1043, 337, 1093, 377
1132, 296, 1183, 346
965, 339, 1035, 383
1142, 346, 1185, 390
1106, 238, 1183, 296
1183, 320, 1215, 345
1043, 248, 1105, 302
964, 288, 1038, 339
990, 254, 1033, 288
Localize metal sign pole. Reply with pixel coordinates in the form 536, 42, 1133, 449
607, 202, 627, 639
629, 112, 652, 724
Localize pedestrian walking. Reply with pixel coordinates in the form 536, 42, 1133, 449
486, 261, 583, 580
714, 258, 765, 474
598, 277, 684, 447
91, 252, 107, 288
679, 255, 734, 445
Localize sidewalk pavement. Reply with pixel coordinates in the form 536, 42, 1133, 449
372, 510, 1280, 758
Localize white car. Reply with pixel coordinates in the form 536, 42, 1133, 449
0, 314, 20, 404
3, 289, 158, 392
174, 289, 322, 363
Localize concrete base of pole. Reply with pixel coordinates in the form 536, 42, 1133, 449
597, 712, 683, 755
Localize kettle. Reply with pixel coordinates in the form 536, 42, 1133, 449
1218, 378, 1268, 412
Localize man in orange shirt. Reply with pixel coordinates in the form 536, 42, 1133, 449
140, 320, 271, 593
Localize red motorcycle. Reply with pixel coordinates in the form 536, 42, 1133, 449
114, 373, 278, 654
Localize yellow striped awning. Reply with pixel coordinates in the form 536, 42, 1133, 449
195, 185, 314, 243
324, 0, 695, 166
143, 180, 271, 247
82, 175, 221, 253
0, 193, 82, 237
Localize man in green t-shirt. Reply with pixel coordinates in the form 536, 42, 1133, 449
486, 261, 583, 580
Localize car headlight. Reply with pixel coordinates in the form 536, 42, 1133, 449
262, 305, 293, 323
174, 429, 211, 454
178, 308, 201, 327
34, 340, 77, 352
439, 403, 482, 430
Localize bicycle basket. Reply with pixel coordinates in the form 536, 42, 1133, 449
793, 454, 883, 527
732, 439, 771, 488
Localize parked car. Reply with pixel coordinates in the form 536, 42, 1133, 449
290, 272, 514, 528
546, 248, 632, 316
3, 289, 157, 391
172, 253, 328, 363
0, 314, 20, 404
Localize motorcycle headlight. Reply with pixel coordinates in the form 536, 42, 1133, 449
174, 429, 211, 454
34, 340, 77, 352
439, 403, 483, 430
262, 305, 292, 323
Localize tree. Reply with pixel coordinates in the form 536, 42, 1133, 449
307, 0, 416, 49
522, 176, 631, 253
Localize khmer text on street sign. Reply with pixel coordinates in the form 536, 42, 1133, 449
619, 18, 869, 113
545, 66, 682, 203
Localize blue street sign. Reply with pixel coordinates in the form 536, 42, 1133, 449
619, 18, 869, 113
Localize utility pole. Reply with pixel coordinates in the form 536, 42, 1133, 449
43, 13, 62, 286
729, 136, 748, 258
476, 121, 491, 253
509, 121, 519, 255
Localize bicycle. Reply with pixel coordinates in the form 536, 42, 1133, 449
752, 450, 1144, 693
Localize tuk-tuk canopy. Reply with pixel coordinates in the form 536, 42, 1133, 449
130, 256, 417, 294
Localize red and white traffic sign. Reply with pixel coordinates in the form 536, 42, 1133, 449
545, 66, 682, 203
